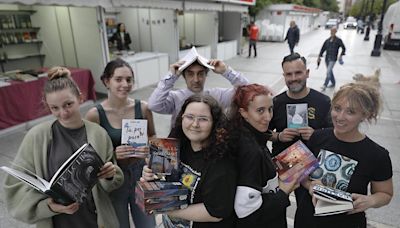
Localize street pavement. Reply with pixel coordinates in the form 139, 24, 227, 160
0, 26, 399, 228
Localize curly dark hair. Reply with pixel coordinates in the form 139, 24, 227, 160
173, 94, 233, 160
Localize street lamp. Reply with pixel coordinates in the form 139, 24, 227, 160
371, 0, 389, 56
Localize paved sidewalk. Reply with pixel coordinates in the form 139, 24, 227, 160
0, 27, 399, 227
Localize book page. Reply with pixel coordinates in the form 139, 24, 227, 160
177, 47, 215, 73
0, 166, 50, 192
121, 119, 149, 158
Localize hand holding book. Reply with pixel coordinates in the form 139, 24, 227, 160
47, 198, 79, 214
97, 161, 117, 179
115, 145, 149, 159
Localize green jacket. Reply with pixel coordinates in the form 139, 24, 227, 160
3, 119, 124, 228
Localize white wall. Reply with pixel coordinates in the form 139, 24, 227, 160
150, 9, 178, 62
69, 7, 106, 93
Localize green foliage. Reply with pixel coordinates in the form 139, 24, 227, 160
303, 0, 321, 8
349, 0, 397, 17
320, 0, 340, 12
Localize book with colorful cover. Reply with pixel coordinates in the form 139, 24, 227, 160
272, 140, 319, 183
121, 119, 148, 158
1, 143, 103, 206
286, 103, 308, 128
310, 149, 358, 191
149, 138, 180, 175
312, 184, 353, 216
135, 181, 189, 214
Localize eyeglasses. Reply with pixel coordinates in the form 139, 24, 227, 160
182, 114, 212, 124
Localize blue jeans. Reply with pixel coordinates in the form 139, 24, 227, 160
110, 160, 156, 228
324, 60, 336, 87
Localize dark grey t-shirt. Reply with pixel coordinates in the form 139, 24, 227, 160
48, 120, 98, 228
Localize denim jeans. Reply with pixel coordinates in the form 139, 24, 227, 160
110, 160, 156, 228
324, 60, 336, 87
248, 40, 257, 57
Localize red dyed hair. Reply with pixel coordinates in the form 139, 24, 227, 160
232, 84, 272, 110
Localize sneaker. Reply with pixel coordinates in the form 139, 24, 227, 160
320, 85, 327, 91
327, 84, 335, 88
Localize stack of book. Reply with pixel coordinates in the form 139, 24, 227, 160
135, 181, 189, 214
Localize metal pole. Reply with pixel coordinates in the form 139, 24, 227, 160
371, 0, 389, 56
363, 0, 374, 40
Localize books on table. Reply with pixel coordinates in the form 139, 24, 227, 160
0, 143, 104, 206
286, 103, 308, 128
121, 119, 148, 158
177, 46, 215, 73
272, 140, 319, 183
149, 138, 180, 176
313, 184, 353, 216
135, 181, 189, 214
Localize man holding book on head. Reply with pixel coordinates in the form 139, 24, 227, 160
268, 53, 332, 213
148, 46, 249, 132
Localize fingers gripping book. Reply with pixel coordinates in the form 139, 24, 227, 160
178, 46, 215, 73
1, 143, 104, 206
312, 184, 353, 216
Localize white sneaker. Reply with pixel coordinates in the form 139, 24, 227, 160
320, 86, 326, 91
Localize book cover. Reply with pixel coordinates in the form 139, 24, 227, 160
177, 46, 215, 73
135, 181, 189, 199
272, 140, 319, 183
286, 103, 308, 128
121, 119, 148, 158
149, 138, 180, 175
135, 181, 189, 214
310, 149, 358, 191
313, 184, 353, 216
1, 143, 104, 206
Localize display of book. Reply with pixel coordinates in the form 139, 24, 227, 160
177, 46, 215, 73
121, 119, 148, 158
272, 140, 319, 183
135, 181, 189, 214
310, 149, 358, 191
149, 138, 180, 175
286, 103, 308, 128
0, 143, 104, 206
313, 184, 353, 216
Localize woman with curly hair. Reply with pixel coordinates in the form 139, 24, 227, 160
142, 94, 237, 228
230, 83, 301, 228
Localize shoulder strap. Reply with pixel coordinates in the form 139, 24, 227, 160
134, 99, 144, 119
95, 104, 111, 128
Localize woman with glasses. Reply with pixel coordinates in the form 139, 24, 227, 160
141, 94, 237, 228
230, 84, 301, 228
295, 83, 393, 228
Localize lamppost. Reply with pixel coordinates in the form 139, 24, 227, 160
363, 0, 375, 40
371, 0, 389, 56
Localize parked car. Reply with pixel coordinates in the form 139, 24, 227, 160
343, 17, 357, 29
325, 19, 339, 29
383, 1, 400, 50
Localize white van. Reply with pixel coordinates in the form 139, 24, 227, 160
383, 0, 400, 50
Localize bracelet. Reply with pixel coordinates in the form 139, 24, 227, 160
277, 132, 281, 142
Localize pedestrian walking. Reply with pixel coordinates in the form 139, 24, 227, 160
285, 21, 300, 54
318, 27, 346, 91
247, 21, 259, 58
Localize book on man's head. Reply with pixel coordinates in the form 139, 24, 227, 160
313, 184, 353, 216
1, 143, 104, 206
272, 140, 319, 184
178, 46, 215, 74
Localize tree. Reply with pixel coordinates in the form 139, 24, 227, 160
349, 0, 397, 17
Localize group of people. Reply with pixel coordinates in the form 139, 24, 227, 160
3, 29, 392, 228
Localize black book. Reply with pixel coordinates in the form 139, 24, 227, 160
1, 143, 104, 206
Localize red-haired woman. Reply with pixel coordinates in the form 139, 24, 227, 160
229, 83, 301, 228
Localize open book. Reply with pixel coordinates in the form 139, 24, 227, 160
313, 184, 353, 216
272, 140, 319, 183
1, 143, 104, 206
121, 119, 148, 158
178, 46, 215, 73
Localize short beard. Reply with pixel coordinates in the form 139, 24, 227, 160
288, 82, 306, 93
